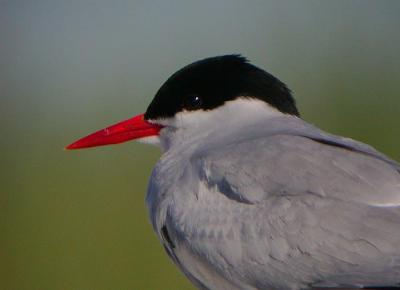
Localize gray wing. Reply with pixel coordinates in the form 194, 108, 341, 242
197, 116, 400, 206
194, 117, 400, 288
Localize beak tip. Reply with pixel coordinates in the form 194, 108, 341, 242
65, 142, 82, 150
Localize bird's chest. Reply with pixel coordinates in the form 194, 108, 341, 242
146, 157, 309, 290
164, 184, 257, 289
147, 162, 251, 289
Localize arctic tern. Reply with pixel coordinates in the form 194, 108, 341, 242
67, 55, 400, 290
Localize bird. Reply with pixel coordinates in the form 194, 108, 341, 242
67, 55, 400, 290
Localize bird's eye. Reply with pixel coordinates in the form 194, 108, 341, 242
183, 95, 203, 110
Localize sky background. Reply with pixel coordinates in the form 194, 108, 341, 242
1, 1, 400, 289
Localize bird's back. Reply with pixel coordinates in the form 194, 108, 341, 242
148, 115, 400, 290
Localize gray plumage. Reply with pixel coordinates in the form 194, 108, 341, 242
146, 113, 400, 290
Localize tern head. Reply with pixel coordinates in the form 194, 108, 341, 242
66, 55, 299, 151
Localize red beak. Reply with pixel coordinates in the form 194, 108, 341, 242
66, 113, 163, 150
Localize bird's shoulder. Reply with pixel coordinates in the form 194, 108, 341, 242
193, 117, 400, 206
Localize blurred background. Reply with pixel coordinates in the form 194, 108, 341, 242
1, 1, 400, 289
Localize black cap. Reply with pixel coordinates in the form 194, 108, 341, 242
145, 55, 299, 120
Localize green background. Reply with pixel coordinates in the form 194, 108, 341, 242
1, 1, 400, 289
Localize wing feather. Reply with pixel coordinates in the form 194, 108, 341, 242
197, 119, 400, 207
190, 118, 400, 287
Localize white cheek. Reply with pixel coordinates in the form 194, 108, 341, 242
151, 98, 282, 127
145, 98, 286, 152
137, 135, 161, 147
174, 98, 284, 128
